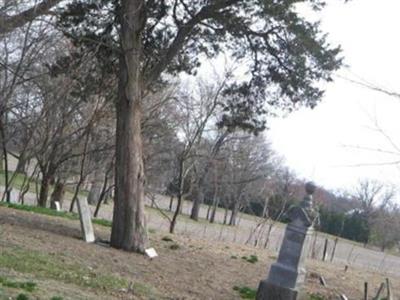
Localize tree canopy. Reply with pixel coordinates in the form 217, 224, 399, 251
58, 0, 342, 132
56, 0, 343, 252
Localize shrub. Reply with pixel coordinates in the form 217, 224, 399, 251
169, 243, 180, 250
241, 255, 258, 264
233, 286, 257, 299
161, 236, 173, 242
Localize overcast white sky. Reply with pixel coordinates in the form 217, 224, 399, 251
269, 0, 400, 192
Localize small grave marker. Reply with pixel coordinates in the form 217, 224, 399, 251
145, 248, 158, 259
10, 189, 19, 204
54, 201, 61, 211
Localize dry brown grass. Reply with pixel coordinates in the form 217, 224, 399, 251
0, 206, 399, 300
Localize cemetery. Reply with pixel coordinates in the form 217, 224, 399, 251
0, 180, 399, 299
1, 0, 400, 299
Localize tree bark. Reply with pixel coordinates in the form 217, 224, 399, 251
206, 203, 211, 220
94, 179, 112, 218
38, 162, 56, 207
0, 116, 10, 203
110, 0, 148, 252
170, 193, 182, 234
88, 169, 103, 205
19, 163, 38, 204
38, 174, 51, 207
229, 201, 239, 226
15, 153, 28, 174
170, 160, 184, 234
50, 179, 65, 209
209, 197, 219, 223
190, 189, 202, 221
69, 118, 92, 213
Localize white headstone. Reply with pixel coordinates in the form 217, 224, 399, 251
77, 197, 95, 243
10, 190, 19, 204
54, 201, 61, 211
145, 248, 158, 259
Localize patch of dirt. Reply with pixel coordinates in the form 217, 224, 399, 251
0, 207, 399, 299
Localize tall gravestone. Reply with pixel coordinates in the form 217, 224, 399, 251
77, 197, 95, 243
256, 182, 318, 300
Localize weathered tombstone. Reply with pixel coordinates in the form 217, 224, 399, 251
50, 200, 61, 211
54, 201, 61, 211
10, 189, 19, 204
77, 197, 95, 243
256, 182, 318, 300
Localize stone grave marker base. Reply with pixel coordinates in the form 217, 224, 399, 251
256, 280, 307, 300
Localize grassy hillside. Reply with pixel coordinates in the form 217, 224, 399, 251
0, 205, 398, 300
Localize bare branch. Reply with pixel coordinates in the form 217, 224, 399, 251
0, 0, 63, 35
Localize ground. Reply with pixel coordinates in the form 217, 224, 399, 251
2, 167, 400, 279
0, 206, 399, 300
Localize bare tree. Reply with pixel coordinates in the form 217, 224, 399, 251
169, 78, 223, 233
0, 14, 60, 202
0, 0, 63, 35
349, 179, 396, 246
354, 179, 394, 216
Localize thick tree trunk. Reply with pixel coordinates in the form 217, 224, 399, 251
110, 0, 148, 252
15, 153, 28, 174
190, 189, 202, 221
229, 201, 239, 226
38, 174, 51, 207
50, 179, 65, 209
38, 163, 56, 208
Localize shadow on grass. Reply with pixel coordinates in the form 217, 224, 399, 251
0, 202, 111, 240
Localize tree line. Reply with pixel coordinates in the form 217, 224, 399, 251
9, 0, 398, 255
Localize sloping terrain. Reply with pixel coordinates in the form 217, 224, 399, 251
0, 206, 399, 300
